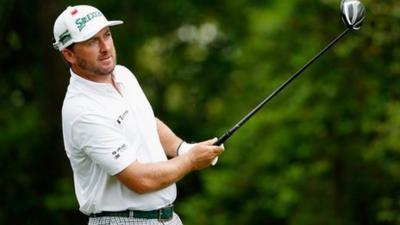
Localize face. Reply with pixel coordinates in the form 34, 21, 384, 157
63, 27, 117, 81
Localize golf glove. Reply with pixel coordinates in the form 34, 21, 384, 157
178, 141, 218, 166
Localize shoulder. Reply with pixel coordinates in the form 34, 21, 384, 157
114, 65, 141, 87
114, 64, 131, 73
62, 100, 115, 137
62, 90, 103, 127
114, 65, 136, 79
62, 95, 90, 128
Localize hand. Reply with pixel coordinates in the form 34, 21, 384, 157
178, 139, 224, 166
185, 138, 224, 170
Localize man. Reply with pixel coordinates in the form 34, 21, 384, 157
53, 5, 224, 225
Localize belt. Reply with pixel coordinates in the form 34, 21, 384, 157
89, 204, 174, 221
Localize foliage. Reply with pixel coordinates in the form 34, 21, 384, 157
0, 0, 399, 224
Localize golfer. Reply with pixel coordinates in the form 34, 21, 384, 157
53, 5, 224, 225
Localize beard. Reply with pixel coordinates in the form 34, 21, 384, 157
75, 54, 116, 76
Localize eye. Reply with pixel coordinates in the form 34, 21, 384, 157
86, 38, 97, 46
104, 31, 112, 39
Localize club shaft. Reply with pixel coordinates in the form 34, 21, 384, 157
214, 28, 351, 146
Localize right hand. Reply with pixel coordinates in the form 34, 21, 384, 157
185, 138, 224, 170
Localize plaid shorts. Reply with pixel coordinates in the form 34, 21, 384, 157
88, 212, 183, 225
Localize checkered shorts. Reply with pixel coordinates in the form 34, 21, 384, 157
88, 212, 183, 225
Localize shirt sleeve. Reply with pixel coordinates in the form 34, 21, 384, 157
71, 113, 137, 175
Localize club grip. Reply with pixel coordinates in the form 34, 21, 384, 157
213, 137, 224, 146
213, 133, 230, 146
213, 124, 241, 146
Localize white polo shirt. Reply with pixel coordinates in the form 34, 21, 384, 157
62, 65, 176, 215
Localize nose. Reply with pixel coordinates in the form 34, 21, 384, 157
99, 38, 111, 53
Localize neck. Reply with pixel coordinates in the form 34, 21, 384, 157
71, 66, 112, 84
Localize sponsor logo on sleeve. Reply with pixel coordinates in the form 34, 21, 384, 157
112, 144, 127, 160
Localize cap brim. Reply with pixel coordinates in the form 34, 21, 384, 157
74, 20, 124, 43
108, 20, 123, 26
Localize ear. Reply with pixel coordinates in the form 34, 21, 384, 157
61, 49, 76, 65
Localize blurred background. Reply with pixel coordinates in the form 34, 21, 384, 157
1, 0, 399, 224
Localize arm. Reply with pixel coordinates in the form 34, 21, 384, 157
71, 114, 223, 195
116, 138, 223, 194
156, 118, 182, 157
156, 118, 220, 165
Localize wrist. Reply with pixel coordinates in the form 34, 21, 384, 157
176, 141, 184, 157
176, 141, 195, 156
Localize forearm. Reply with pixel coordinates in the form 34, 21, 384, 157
116, 138, 224, 194
117, 155, 193, 194
156, 118, 182, 157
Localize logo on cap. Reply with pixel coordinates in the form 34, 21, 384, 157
75, 11, 103, 32
71, 8, 78, 16
59, 30, 72, 45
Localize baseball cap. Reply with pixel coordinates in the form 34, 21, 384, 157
53, 5, 123, 51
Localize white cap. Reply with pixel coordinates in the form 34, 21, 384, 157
53, 5, 123, 51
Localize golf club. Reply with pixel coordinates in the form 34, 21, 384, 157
213, 0, 366, 146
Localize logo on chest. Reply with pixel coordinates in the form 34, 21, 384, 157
116, 110, 129, 124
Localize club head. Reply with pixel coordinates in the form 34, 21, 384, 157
340, 0, 366, 30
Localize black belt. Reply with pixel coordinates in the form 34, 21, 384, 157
89, 204, 174, 221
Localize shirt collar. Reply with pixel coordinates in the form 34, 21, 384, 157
69, 68, 122, 96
